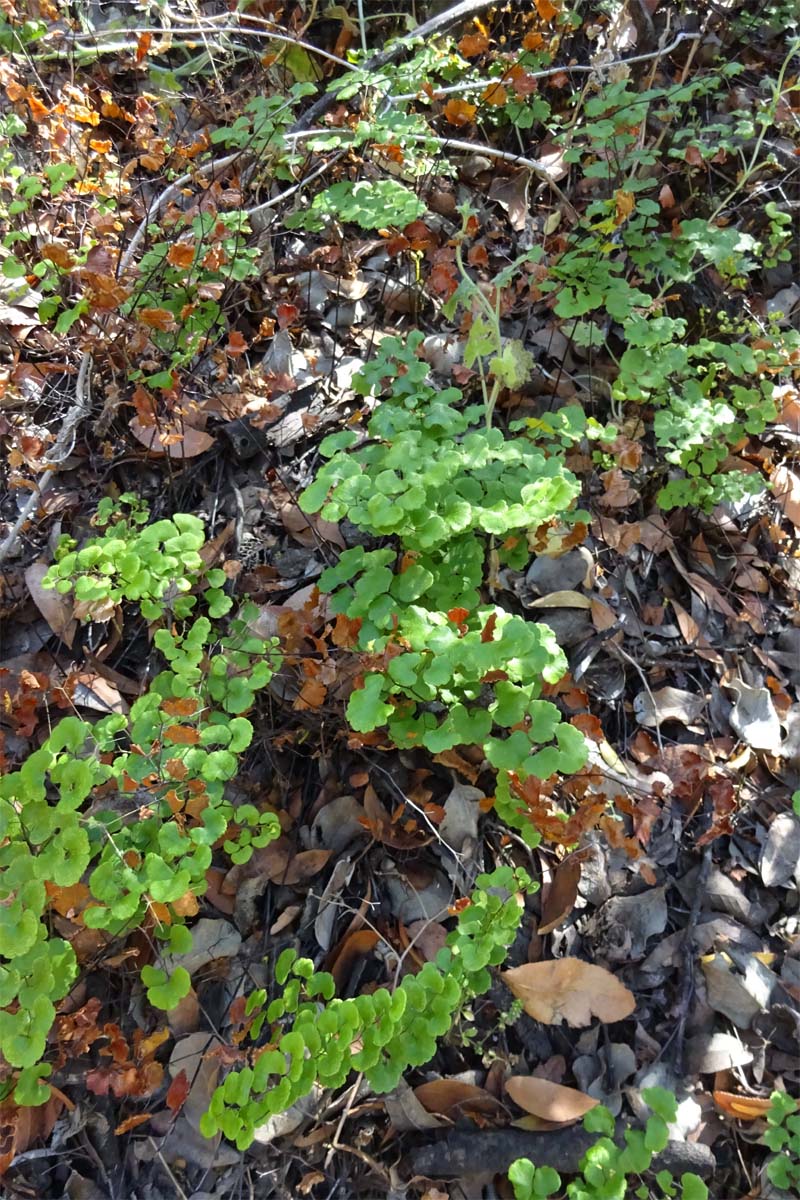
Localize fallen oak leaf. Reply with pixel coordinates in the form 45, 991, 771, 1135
502, 959, 635, 1027
505, 1076, 598, 1123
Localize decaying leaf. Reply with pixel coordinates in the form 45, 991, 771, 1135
502, 959, 636, 1026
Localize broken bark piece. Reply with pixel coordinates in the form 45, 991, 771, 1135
408, 1127, 715, 1180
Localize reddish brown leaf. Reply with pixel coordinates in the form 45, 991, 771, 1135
713, 1091, 773, 1120
161, 697, 199, 717
535, 0, 560, 19
458, 32, 489, 56
165, 1069, 190, 1113
538, 853, 584, 935
129, 418, 215, 458
442, 98, 477, 126
163, 724, 200, 745
480, 613, 498, 643
114, 1113, 151, 1135
166, 242, 195, 268
137, 307, 176, 331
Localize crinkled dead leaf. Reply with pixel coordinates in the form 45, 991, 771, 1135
502, 959, 635, 1026
505, 1076, 598, 1122
634, 686, 705, 729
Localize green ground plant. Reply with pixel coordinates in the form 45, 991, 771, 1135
300, 331, 589, 845
764, 1090, 800, 1193
509, 1088, 708, 1200
0, 499, 281, 1106
200, 864, 530, 1148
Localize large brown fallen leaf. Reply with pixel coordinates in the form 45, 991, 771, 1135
505, 1076, 598, 1123
502, 959, 636, 1026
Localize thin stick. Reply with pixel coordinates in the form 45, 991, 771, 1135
390, 31, 701, 101
147, 1138, 190, 1200
671, 840, 713, 1077
0, 352, 91, 566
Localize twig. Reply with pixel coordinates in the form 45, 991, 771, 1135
147, 1138, 190, 1200
389, 32, 701, 101
671, 839, 713, 1078
40, 22, 356, 74
0, 352, 91, 567
245, 152, 345, 225
324, 1073, 364, 1171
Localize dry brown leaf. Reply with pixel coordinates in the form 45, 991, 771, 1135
328, 929, 379, 991
598, 468, 639, 509
414, 1079, 506, 1120
590, 598, 617, 632
279, 502, 345, 549
129, 417, 215, 458
772, 464, 800, 529
538, 853, 583, 935
24, 560, 76, 646
502, 959, 635, 1026
505, 1076, 598, 1122
529, 590, 592, 609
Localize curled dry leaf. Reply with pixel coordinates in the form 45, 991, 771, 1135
502, 959, 636, 1027
713, 1091, 773, 1120
505, 1076, 598, 1123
